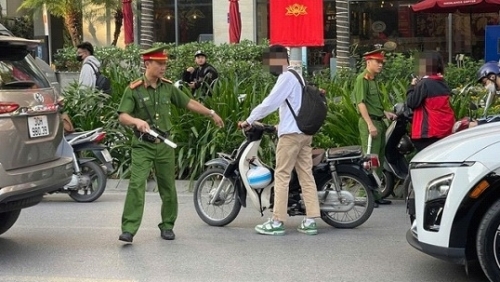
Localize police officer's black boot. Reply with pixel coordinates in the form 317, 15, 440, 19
119, 232, 133, 243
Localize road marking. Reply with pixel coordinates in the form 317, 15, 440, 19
0, 276, 136, 282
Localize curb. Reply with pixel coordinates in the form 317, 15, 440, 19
106, 179, 194, 193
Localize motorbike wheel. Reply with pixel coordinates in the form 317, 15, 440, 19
476, 198, 500, 281
69, 161, 107, 203
319, 173, 375, 229
193, 168, 242, 226
0, 209, 21, 235
378, 170, 395, 199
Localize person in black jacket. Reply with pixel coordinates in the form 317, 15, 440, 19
182, 50, 219, 99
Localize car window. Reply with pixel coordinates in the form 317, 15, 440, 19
0, 47, 50, 89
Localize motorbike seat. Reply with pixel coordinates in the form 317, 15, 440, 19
312, 149, 325, 166
327, 146, 363, 159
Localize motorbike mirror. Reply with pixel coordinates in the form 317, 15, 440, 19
388, 93, 396, 106
238, 94, 247, 103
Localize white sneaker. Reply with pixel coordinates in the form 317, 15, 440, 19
64, 174, 79, 190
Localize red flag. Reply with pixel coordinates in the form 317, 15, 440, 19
122, 0, 134, 45
229, 0, 242, 43
270, 0, 324, 47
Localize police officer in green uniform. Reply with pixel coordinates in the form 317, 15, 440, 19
353, 49, 396, 206
117, 46, 224, 243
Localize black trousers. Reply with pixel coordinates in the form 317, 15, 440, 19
412, 137, 441, 152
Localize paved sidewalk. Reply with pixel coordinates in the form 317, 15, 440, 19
106, 179, 194, 193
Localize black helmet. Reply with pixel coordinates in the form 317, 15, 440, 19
476, 61, 500, 83
398, 135, 414, 154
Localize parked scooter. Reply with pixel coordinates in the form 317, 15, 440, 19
380, 103, 414, 198
193, 123, 378, 229
52, 127, 113, 202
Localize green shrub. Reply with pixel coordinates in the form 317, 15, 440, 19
57, 41, 494, 181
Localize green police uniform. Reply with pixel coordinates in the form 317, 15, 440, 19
118, 48, 191, 236
353, 68, 387, 166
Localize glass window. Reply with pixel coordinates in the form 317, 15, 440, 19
256, 0, 269, 44
0, 47, 49, 89
154, 0, 213, 44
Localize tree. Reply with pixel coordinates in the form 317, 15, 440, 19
87, 0, 123, 46
19, 0, 83, 47
335, 0, 350, 68
140, 0, 154, 49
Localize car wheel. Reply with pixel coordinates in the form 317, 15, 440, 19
0, 209, 21, 235
476, 198, 500, 280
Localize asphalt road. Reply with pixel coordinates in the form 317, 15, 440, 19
0, 191, 489, 282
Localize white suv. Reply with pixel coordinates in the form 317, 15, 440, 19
407, 121, 500, 281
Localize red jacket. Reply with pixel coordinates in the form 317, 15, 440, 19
406, 76, 455, 139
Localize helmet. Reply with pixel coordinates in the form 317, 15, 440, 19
247, 166, 272, 189
398, 135, 414, 154
476, 61, 500, 82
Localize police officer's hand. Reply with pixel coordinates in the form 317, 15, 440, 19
368, 124, 378, 137
187, 67, 195, 73
384, 111, 398, 121
211, 113, 224, 128
135, 119, 150, 133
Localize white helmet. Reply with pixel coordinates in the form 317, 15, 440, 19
247, 166, 272, 189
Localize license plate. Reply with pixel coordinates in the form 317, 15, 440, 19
28, 115, 49, 138
101, 149, 113, 162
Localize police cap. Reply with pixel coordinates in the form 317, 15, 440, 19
140, 46, 169, 61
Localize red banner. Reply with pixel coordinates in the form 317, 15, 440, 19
270, 0, 324, 47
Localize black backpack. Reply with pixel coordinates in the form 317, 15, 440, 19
286, 69, 328, 135
86, 63, 112, 94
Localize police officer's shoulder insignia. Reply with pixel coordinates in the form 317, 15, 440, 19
129, 79, 143, 89
160, 77, 172, 84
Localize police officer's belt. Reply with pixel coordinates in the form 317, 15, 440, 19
369, 115, 384, 121
134, 128, 170, 143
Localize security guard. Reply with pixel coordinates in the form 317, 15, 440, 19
117, 46, 224, 243
353, 49, 396, 206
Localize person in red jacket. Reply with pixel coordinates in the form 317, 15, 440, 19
406, 51, 455, 152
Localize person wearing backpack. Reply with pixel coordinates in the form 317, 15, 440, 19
76, 41, 101, 89
238, 45, 322, 236
353, 49, 397, 207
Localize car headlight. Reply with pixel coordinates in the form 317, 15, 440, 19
426, 174, 453, 202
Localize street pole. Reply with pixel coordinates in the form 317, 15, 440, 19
289, 47, 303, 75
174, 0, 179, 46
448, 13, 452, 64
42, 4, 52, 66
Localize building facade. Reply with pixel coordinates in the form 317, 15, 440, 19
146, 0, 497, 64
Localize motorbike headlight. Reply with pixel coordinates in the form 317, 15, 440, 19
426, 174, 453, 202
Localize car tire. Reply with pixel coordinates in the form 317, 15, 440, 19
476, 198, 500, 280
0, 209, 21, 235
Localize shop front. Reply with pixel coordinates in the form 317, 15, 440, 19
255, 0, 499, 68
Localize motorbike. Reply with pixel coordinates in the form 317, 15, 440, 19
380, 103, 414, 199
53, 127, 114, 202
193, 123, 379, 229
453, 84, 500, 133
